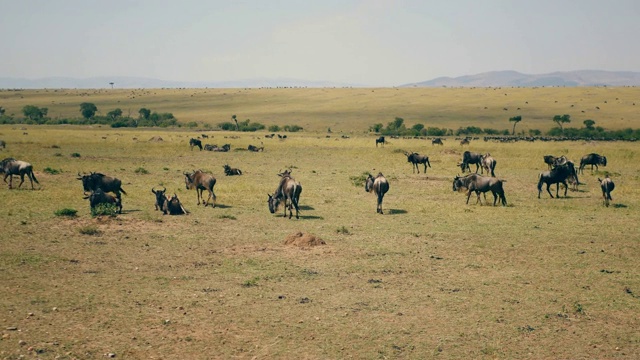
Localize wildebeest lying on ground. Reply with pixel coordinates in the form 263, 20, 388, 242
453, 173, 507, 206
77, 172, 126, 202
248, 144, 264, 152
1, 157, 40, 189
579, 153, 607, 174
537, 158, 577, 198
184, 170, 217, 207
223, 164, 242, 176
189, 138, 203, 151
598, 176, 615, 207
83, 188, 122, 213
431, 138, 443, 145
404, 151, 431, 174
458, 151, 482, 173
480, 153, 497, 177
204, 144, 230, 152
375, 136, 386, 147
365, 172, 389, 214
163, 194, 188, 215
268, 171, 302, 219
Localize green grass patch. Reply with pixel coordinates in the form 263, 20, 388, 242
54, 208, 77, 217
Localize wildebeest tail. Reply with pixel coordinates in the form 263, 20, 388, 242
30, 169, 40, 184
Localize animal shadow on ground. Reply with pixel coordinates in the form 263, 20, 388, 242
612, 203, 627, 208
120, 209, 141, 214
299, 215, 324, 220
387, 209, 407, 215
299, 205, 315, 210
215, 204, 232, 209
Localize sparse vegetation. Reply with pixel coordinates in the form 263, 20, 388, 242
90, 203, 118, 217
43, 167, 62, 175
54, 208, 77, 217
78, 225, 101, 235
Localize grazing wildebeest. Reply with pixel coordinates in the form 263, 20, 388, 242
200, 134, 209, 138
543, 155, 557, 170
151, 186, 167, 211
598, 176, 615, 207
189, 138, 202, 151
579, 153, 607, 174
453, 173, 507, 206
268, 171, 302, 219
77, 172, 126, 201
375, 136, 386, 147
248, 144, 264, 152
537, 161, 577, 198
0, 140, 5, 149
163, 193, 188, 215
460, 138, 470, 146
431, 138, 443, 146
1, 158, 40, 189
265, 134, 275, 138
365, 172, 389, 214
83, 188, 122, 213
404, 152, 431, 174
480, 153, 497, 177
223, 164, 242, 176
458, 151, 482, 173
184, 170, 217, 207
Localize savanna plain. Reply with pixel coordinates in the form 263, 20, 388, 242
0, 87, 639, 359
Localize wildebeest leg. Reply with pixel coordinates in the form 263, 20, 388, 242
210, 188, 216, 208
18, 173, 26, 188
562, 181, 568, 197
546, 183, 554, 198
466, 190, 474, 204
196, 188, 202, 205
423, 163, 427, 174
377, 192, 384, 214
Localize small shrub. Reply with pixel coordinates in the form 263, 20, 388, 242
70, 152, 81, 158
78, 225, 101, 235
53, 153, 63, 157
349, 172, 369, 187
91, 203, 118, 217
336, 226, 350, 235
218, 214, 236, 220
54, 208, 77, 217
186, 121, 198, 128
134, 167, 149, 174
242, 277, 259, 287
283, 124, 303, 132
268, 125, 281, 132
44, 167, 62, 175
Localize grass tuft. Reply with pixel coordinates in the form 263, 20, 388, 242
78, 225, 101, 235
54, 208, 77, 217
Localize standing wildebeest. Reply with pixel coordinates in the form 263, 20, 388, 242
248, 144, 264, 152
543, 155, 557, 170
0, 140, 5, 149
458, 151, 483, 173
268, 172, 302, 219
480, 153, 497, 177
405, 152, 431, 174
460, 138, 470, 146
77, 172, 127, 202
184, 170, 217, 207
598, 176, 615, 207
537, 160, 577, 198
579, 153, 607, 174
375, 136, 386, 147
163, 194, 188, 215
83, 189, 122, 213
365, 172, 389, 214
223, 164, 242, 176
453, 173, 507, 206
189, 138, 202, 151
151, 186, 167, 211
431, 138, 443, 146
1, 158, 40, 189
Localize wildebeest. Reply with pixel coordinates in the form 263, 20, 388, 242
151, 186, 167, 211
598, 176, 615, 207
77, 172, 127, 201
1, 158, 40, 189
204, 143, 230, 152
184, 170, 216, 207
268, 171, 302, 219
0, 140, 5, 149
189, 138, 203, 151
453, 173, 507, 206
223, 164, 242, 176
579, 153, 607, 174
162, 193, 188, 215
480, 153, 497, 177
537, 160, 577, 198
365, 172, 389, 214
375, 136, 386, 147
248, 144, 264, 152
404, 152, 431, 174
431, 138, 443, 146
458, 151, 483, 173
83, 188, 122, 213
460, 138, 470, 146
543, 155, 557, 170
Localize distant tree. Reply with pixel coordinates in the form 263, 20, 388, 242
109, 82, 114, 89
138, 108, 151, 120
509, 115, 522, 135
22, 105, 47, 122
583, 119, 596, 129
369, 123, 384, 133
552, 114, 571, 133
232, 114, 239, 131
80, 102, 98, 120
412, 123, 425, 132
107, 108, 123, 120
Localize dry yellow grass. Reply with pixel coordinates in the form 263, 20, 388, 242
0, 88, 639, 359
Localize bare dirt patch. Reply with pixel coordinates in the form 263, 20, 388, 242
283, 231, 326, 247
149, 136, 164, 142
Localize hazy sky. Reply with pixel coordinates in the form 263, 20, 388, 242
2, 0, 639, 86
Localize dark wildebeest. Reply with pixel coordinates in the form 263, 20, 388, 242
432, 138, 443, 146
248, 144, 264, 152
480, 153, 497, 177
200, 134, 209, 138
268, 171, 302, 219
77, 172, 127, 202
537, 160, 577, 198
598, 176, 615, 207
459, 151, 482, 173
375, 136, 386, 147
543, 155, 557, 170
223, 164, 242, 176
453, 173, 507, 206
1, 158, 40, 189
579, 153, 607, 174
151, 186, 167, 211
365, 172, 389, 214
189, 138, 203, 151
163, 193, 188, 215
460, 138, 470, 146
405, 152, 431, 174
0, 140, 5, 149
184, 170, 217, 207
83, 189, 122, 213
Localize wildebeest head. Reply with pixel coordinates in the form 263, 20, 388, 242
267, 193, 280, 213
452, 175, 465, 192
151, 186, 167, 210
365, 174, 375, 192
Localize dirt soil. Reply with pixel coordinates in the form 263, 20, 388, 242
283, 232, 326, 247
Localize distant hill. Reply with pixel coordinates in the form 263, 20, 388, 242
402, 70, 640, 87
0, 76, 356, 89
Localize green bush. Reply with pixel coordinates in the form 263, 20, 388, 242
44, 167, 62, 175
70, 153, 81, 158
268, 125, 281, 132
54, 208, 77, 217
91, 203, 118, 217
283, 124, 303, 132
349, 172, 369, 187
134, 167, 149, 174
